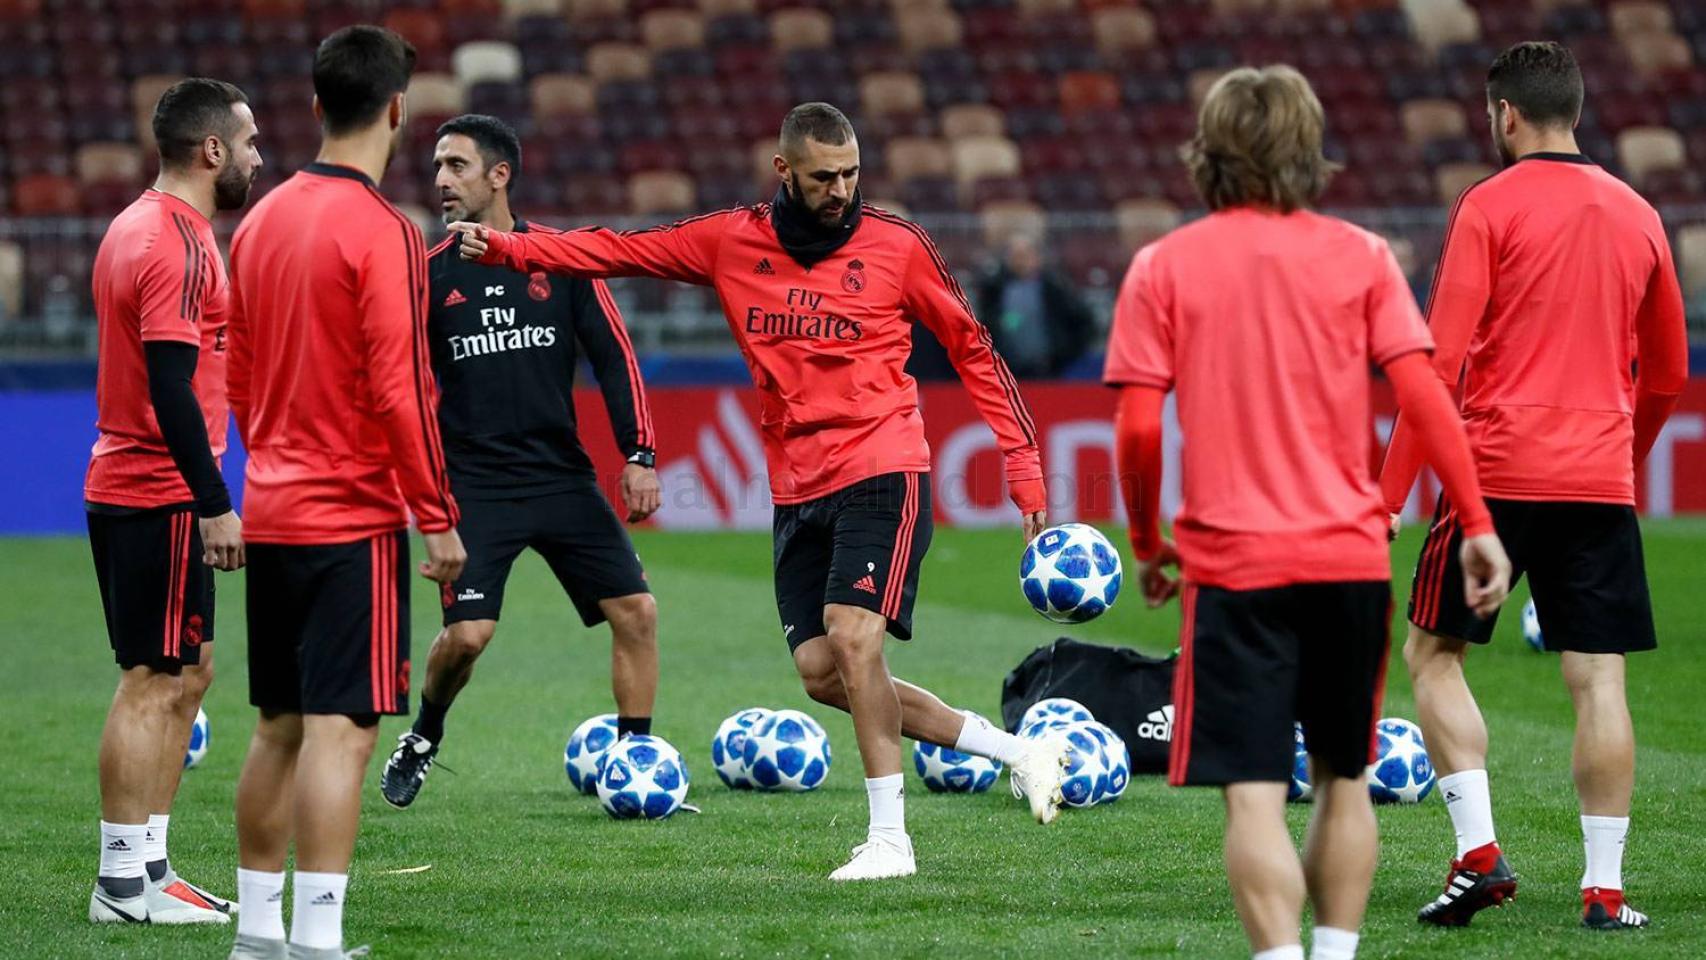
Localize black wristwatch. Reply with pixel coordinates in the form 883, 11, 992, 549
627, 448, 656, 469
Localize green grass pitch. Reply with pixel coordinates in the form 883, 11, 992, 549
4, 521, 1705, 959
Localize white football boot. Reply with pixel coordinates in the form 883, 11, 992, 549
829, 834, 917, 882
1009, 731, 1071, 825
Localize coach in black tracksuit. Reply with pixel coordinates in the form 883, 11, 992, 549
380, 115, 662, 808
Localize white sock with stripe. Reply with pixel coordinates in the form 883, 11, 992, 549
289, 870, 348, 950
1438, 769, 1496, 858
953, 711, 1026, 766
237, 868, 286, 940
1310, 926, 1359, 960
1581, 815, 1629, 890
98, 821, 147, 898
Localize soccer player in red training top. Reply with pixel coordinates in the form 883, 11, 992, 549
1379, 42, 1689, 932
455, 102, 1072, 881
1108, 68, 1512, 960
225, 27, 465, 960
85, 77, 260, 927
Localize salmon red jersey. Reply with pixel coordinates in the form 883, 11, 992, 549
86, 189, 229, 508
227, 163, 457, 543
1379, 154, 1689, 509
1105, 208, 1433, 591
478, 204, 1042, 507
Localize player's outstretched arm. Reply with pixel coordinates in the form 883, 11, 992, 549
1114, 384, 1179, 608
1632, 241, 1689, 465
450, 211, 727, 286
1384, 350, 1510, 616
903, 229, 1046, 534
356, 219, 462, 573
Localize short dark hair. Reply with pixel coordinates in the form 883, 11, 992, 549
313, 25, 417, 136
152, 78, 248, 169
1486, 41, 1583, 129
1183, 65, 1338, 213
779, 102, 856, 159
436, 114, 523, 183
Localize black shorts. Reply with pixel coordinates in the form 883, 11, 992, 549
1408, 497, 1655, 654
87, 504, 213, 671
443, 486, 649, 627
245, 530, 410, 717
773, 472, 932, 651
1169, 580, 1392, 787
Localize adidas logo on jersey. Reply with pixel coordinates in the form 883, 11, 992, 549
1136, 704, 1173, 742
443, 288, 467, 307
852, 574, 877, 594
753, 258, 775, 275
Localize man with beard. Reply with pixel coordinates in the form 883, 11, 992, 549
379, 114, 661, 810
1380, 41, 1689, 930
85, 76, 260, 926
454, 101, 1071, 882
225, 26, 464, 960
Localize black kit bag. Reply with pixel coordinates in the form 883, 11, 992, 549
1000, 637, 1177, 775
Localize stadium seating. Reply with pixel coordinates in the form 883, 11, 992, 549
7, 0, 1706, 333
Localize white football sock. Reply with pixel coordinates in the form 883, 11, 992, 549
237, 868, 286, 940
289, 871, 348, 950
144, 813, 169, 873
1253, 946, 1304, 960
1310, 926, 1359, 960
1438, 769, 1496, 857
1581, 815, 1629, 890
865, 774, 907, 844
953, 711, 1026, 766
98, 821, 147, 896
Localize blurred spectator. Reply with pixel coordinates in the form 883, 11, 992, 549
976, 234, 1095, 378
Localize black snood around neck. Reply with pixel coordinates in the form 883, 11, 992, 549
770, 183, 862, 269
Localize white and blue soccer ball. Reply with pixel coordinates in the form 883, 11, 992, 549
1020, 697, 1095, 731
1079, 721, 1131, 803
183, 708, 209, 769
711, 707, 772, 790
1520, 599, 1546, 652
563, 713, 620, 794
1288, 723, 1312, 803
1367, 717, 1435, 804
913, 740, 1002, 793
1020, 523, 1123, 624
595, 734, 690, 820
1057, 722, 1121, 808
741, 708, 831, 792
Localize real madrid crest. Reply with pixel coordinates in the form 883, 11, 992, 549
841, 258, 866, 294
528, 271, 552, 301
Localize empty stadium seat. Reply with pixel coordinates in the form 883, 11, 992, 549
0, 240, 21, 321
642, 9, 705, 50
895, 8, 961, 54
1115, 198, 1181, 251
1435, 162, 1494, 205
629, 170, 696, 214
1623, 32, 1693, 75
940, 104, 1004, 140
13, 173, 79, 215
951, 135, 1021, 203
1675, 222, 1706, 297
129, 74, 181, 151
884, 136, 953, 182
453, 41, 523, 86
407, 73, 466, 116
1404, 0, 1480, 56
503, 0, 565, 16
770, 9, 832, 51
1617, 126, 1687, 186
1401, 98, 1468, 145
1058, 72, 1120, 116
698, 0, 755, 14
1092, 7, 1157, 59
860, 72, 926, 117
74, 142, 142, 185
568, 0, 626, 17
586, 44, 652, 82
1609, 1, 1673, 38
532, 74, 597, 115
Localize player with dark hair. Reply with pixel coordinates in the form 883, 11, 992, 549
454, 100, 1073, 881
86, 75, 260, 926
1109, 66, 1510, 960
379, 114, 661, 809
1381, 40, 1689, 931
225, 26, 464, 960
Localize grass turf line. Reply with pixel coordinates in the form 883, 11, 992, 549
2, 522, 1703, 958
